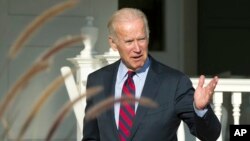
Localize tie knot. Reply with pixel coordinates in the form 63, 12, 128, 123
127, 71, 135, 78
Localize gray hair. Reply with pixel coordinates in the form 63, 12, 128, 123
107, 8, 150, 39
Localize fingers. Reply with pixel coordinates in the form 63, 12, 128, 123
194, 75, 219, 108
208, 76, 218, 89
196, 75, 219, 93
207, 76, 219, 95
214, 76, 219, 85
197, 75, 205, 89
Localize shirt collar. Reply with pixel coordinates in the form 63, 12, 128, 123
117, 57, 151, 82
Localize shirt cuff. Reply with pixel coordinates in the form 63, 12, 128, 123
193, 102, 208, 117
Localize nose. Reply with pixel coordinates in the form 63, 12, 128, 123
133, 41, 141, 52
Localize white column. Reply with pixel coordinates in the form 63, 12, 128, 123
66, 16, 105, 141
60, 66, 83, 141
177, 121, 185, 141
67, 56, 103, 141
102, 48, 120, 64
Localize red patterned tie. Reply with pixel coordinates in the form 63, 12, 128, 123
118, 71, 136, 141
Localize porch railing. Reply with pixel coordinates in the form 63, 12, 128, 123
177, 78, 250, 141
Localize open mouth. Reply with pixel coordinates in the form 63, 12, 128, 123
132, 55, 143, 61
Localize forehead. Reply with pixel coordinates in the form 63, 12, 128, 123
115, 19, 146, 36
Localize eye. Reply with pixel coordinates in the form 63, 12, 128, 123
125, 40, 133, 45
138, 37, 146, 43
139, 37, 146, 41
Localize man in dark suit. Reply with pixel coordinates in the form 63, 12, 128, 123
82, 8, 221, 141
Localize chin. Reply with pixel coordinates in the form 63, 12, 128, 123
132, 64, 144, 71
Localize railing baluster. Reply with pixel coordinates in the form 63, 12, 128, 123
213, 92, 223, 122
213, 92, 223, 141
231, 92, 242, 125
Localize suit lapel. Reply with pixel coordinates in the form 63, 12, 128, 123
102, 61, 120, 140
130, 59, 163, 139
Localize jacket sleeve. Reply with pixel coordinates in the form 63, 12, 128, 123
194, 106, 221, 141
175, 75, 221, 141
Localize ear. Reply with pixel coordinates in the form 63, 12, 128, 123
108, 36, 118, 51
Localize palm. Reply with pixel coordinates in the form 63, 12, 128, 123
194, 75, 218, 110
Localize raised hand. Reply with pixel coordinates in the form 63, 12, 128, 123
194, 75, 219, 110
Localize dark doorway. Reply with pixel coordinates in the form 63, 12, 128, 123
198, 0, 250, 77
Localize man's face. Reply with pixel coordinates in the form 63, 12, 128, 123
109, 19, 149, 71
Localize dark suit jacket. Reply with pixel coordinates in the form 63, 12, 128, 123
82, 56, 221, 141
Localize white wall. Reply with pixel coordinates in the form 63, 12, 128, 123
150, 0, 183, 70
150, 0, 197, 75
